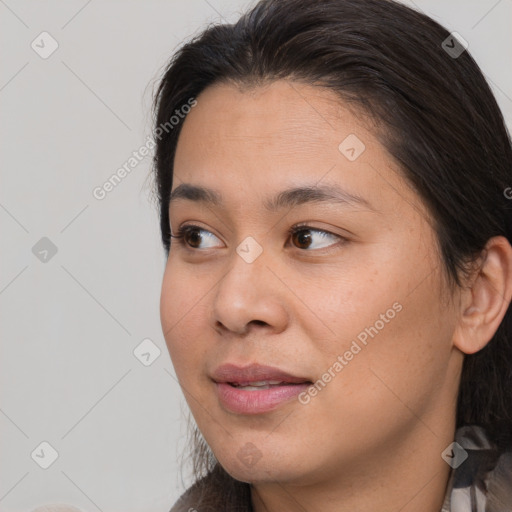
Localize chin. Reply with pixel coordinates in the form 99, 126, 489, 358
212, 440, 310, 485
224, 460, 298, 485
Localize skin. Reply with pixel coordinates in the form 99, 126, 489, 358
160, 80, 512, 512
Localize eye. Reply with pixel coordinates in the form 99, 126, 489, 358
289, 225, 343, 250
170, 225, 223, 249
170, 223, 345, 252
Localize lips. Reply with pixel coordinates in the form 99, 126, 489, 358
211, 363, 311, 386
211, 363, 313, 414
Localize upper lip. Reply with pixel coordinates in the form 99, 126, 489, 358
211, 363, 311, 385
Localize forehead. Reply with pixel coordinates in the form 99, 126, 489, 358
171, 79, 423, 222
175, 80, 374, 162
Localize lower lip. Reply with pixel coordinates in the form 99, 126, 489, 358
215, 382, 311, 414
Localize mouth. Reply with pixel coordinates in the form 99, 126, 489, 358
211, 363, 313, 414
227, 380, 309, 390
211, 362, 311, 385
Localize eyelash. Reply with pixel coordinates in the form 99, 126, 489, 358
169, 223, 346, 253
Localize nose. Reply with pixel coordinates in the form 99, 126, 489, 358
211, 248, 289, 336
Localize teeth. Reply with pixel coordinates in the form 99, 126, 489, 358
247, 380, 283, 386
232, 380, 285, 388
238, 385, 272, 390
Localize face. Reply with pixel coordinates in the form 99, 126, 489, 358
160, 80, 462, 486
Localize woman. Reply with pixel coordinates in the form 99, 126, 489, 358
152, 0, 512, 510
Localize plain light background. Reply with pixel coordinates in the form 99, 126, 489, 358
1, 0, 511, 511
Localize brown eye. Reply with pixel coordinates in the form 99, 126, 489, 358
289, 226, 343, 250
184, 227, 203, 248
171, 225, 223, 250
291, 229, 313, 249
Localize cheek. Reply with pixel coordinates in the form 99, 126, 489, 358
160, 261, 211, 376
315, 267, 453, 431
310, 244, 452, 400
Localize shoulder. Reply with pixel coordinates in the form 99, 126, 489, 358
486, 449, 512, 508
168, 482, 207, 512
168, 464, 252, 512
169, 496, 194, 512
444, 424, 512, 510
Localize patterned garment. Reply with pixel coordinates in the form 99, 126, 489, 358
440, 425, 512, 511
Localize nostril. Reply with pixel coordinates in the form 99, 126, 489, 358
250, 320, 268, 327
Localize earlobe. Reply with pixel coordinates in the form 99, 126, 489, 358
453, 236, 512, 355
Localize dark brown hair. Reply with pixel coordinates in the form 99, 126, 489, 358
151, 0, 512, 509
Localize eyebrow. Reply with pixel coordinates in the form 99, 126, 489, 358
168, 183, 377, 212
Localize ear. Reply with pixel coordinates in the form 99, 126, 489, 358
453, 236, 512, 355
